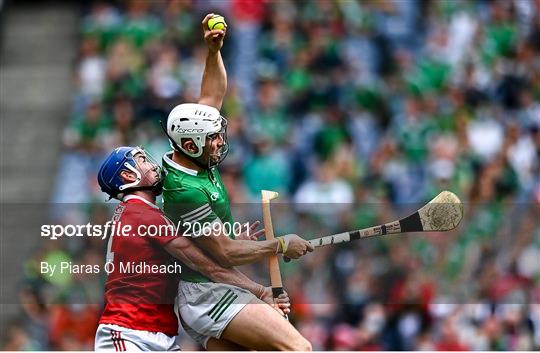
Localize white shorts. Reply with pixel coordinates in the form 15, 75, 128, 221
176, 281, 255, 348
95, 324, 181, 351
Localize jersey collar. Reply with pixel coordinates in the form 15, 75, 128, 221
163, 151, 199, 176
123, 194, 160, 209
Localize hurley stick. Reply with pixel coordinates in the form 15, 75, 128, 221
261, 190, 288, 319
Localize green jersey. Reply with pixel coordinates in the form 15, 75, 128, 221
162, 151, 234, 283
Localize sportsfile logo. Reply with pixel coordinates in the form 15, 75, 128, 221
40, 221, 253, 239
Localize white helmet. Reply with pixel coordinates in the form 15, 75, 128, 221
164, 103, 228, 165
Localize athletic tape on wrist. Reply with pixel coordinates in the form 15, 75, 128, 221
277, 237, 287, 254
282, 235, 291, 253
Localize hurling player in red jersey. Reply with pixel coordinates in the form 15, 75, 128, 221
94, 146, 290, 351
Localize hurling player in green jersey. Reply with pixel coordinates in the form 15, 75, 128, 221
160, 13, 313, 351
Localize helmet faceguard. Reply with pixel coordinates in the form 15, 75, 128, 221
98, 146, 163, 200
126, 147, 163, 196
207, 117, 229, 168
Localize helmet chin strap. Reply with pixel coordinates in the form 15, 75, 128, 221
118, 148, 164, 197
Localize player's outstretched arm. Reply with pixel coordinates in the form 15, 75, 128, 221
193, 228, 314, 267
198, 13, 227, 110
166, 189, 313, 266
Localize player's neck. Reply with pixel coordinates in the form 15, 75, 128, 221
128, 190, 157, 205
172, 150, 204, 172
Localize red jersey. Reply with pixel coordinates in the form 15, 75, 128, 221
99, 195, 179, 336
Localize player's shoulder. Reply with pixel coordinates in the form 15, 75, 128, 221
120, 200, 159, 221
124, 204, 173, 231
162, 153, 200, 186
162, 156, 209, 191
145, 209, 174, 227
163, 183, 210, 205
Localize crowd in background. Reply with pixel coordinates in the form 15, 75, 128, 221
3, 0, 540, 350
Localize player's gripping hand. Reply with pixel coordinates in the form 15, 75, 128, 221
202, 13, 226, 53
274, 291, 291, 316
259, 287, 291, 316
278, 234, 314, 259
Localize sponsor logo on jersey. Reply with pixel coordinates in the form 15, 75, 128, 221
210, 192, 220, 201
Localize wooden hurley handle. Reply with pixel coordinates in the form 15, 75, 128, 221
261, 190, 288, 320
261, 190, 283, 290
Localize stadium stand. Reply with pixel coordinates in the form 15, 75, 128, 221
0, 0, 78, 348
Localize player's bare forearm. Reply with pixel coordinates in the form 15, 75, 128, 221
211, 267, 265, 298
193, 221, 313, 266
195, 235, 280, 267
164, 237, 264, 297
222, 238, 282, 266
198, 50, 227, 110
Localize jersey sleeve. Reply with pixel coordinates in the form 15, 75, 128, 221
163, 187, 219, 237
